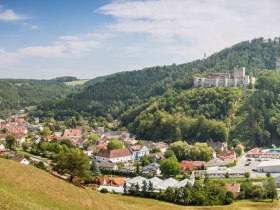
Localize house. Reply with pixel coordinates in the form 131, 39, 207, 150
96, 127, 105, 134
226, 183, 240, 198
15, 134, 25, 145
0, 143, 5, 150
1, 122, 27, 135
129, 145, 150, 159
12, 155, 30, 165
205, 167, 245, 178
235, 144, 245, 155
147, 152, 164, 161
98, 162, 118, 171
94, 176, 125, 187
218, 150, 236, 161
120, 165, 136, 173
30, 136, 42, 145
95, 148, 133, 163
206, 158, 233, 167
97, 139, 108, 150
142, 163, 161, 176
0, 133, 7, 141
210, 148, 217, 158
26, 125, 43, 132
209, 141, 227, 152
62, 129, 82, 138
84, 149, 94, 157
70, 137, 86, 149
180, 161, 206, 172
274, 176, 280, 188
143, 141, 169, 154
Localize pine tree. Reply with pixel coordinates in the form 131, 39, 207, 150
148, 180, 154, 192
90, 159, 101, 175
123, 181, 127, 194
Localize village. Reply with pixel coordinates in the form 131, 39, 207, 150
0, 111, 279, 200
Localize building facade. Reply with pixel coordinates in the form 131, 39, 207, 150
194, 67, 255, 87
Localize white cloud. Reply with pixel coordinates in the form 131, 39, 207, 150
0, 8, 28, 22
0, 49, 22, 68
18, 45, 68, 58
97, 0, 280, 58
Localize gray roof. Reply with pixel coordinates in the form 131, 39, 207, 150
173, 179, 193, 188
275, 176, 280, 183
98, 162, 117, 169
148, 177, 163, 186
127, 176, 148, 186
154, 178, 178, 190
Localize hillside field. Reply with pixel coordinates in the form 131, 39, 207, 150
64, 80, 89, 86
0, 158, 278, 210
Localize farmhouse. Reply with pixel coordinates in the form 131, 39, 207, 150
95, 148, 133, 163
12, 155, 30, 165
129, 145, 150, 159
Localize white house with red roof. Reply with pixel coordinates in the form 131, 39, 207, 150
95, 148, 133, 163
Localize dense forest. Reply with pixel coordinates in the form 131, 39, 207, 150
0, 78, 76, 117
3, 37, 280, 147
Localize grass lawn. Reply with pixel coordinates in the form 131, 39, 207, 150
64, 80, 88, 86
0, 158, 278, 210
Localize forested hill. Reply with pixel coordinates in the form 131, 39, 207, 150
36, 37, 280, 120
0, 79, 76, 117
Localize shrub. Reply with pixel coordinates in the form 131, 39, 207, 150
100, 188, 109, 193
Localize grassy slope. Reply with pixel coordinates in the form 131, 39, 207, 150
0, 158, 278, 210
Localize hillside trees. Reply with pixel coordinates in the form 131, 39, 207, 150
159, 158, 181, 177
169, 141, 212, 162
56, 148, 91, 181
5, 134, 16, 150
107, 138, 123, 150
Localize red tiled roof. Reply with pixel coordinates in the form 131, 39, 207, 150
113, 177, 125, 186
226, 183, 240, 197
180, 161, 206, 171
180, 162, 194, 171
63, 129, 82, 137
96, 148, 132, 159
218, 150, 236, 160
12, 155, 25, 162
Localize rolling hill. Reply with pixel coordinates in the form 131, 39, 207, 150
0, 158, 278, 210
37, 37, 280, 119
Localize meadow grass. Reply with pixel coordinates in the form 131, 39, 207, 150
0, 158, 278, 210
64, 80, 88, 86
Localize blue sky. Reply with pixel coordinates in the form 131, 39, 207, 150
0, 0, 280, 79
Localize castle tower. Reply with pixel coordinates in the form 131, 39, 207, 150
276, 57, 280, 72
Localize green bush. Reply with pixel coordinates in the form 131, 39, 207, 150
100, 188, 109, 193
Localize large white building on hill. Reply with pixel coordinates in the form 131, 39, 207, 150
194, 67, 256, 87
